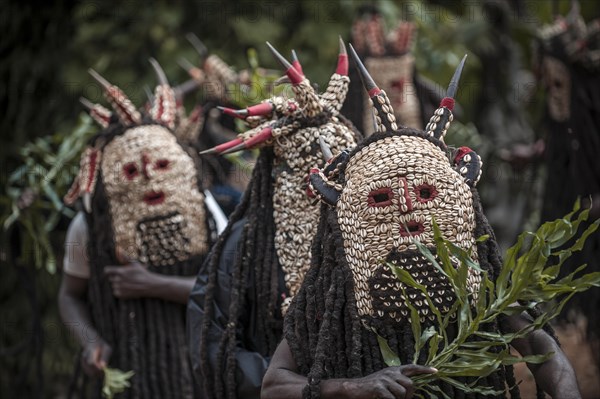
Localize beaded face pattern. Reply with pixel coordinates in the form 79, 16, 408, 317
101, 125, 209, 266
336, 135, 480, 323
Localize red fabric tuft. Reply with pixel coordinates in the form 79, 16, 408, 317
440, 97, 455, 110
454, 146, 472, 164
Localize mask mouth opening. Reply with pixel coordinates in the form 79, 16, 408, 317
143, 191, 166, 205
399, 220, 424, 237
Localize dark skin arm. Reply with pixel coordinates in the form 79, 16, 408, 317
261, 339, 437, 399
506, 313, 581, 399
58, 274, 111, 377
104, 261, 195, 304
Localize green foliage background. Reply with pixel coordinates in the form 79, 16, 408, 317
1, 0, 599, 397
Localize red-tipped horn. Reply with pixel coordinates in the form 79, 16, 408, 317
348, 44, 397, 132
336, 36, 349, 76
217, 102, 275, 119
266, 42, 304, 85
199, 138, 244, 155
220, 126, 273, 154
291, 49, 304, 76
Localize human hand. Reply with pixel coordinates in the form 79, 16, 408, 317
82, 339, 112, 377
104, 261, 157, 299
339, 365, 437, 399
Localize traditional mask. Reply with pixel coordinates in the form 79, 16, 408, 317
202, 39, 359, 313
351, 11, 424, 134
65, 60, 209, 266
310, 48, 483, 325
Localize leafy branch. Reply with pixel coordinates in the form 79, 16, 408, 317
2, 113, 97, 272
378, 200, 600, 398
102, 367, 135, 399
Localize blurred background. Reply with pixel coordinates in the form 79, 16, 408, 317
1, 0, 599, 397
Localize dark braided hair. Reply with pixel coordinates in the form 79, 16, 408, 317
283, 131, 558, 399
82, 120, 213, 399
198, 148, 283, 399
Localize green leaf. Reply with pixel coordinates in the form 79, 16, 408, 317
102, 367, 135, 399
381, 201, 598, 396
376, 334, 401, 367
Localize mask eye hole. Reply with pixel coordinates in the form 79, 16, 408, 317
415, 184, 437, 202
123, 162, 139, 180
368, 187, 393, 207
155, 159, 170, 170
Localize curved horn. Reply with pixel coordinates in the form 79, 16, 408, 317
149, 57, 169, 85
348, 44, 397, 132
186, 33, 208, 61
309, 169, 342, 206
178, 57, 205, 83
148, 58, 176, 129
425, 54, 467, 141
89, 68, 141, 125
80, 97, 111, 128
319, 136, 334, 162
291, 50, 304, 76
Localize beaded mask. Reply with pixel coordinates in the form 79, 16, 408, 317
202, 39, 359, 313
177, 33, 240, 102
352, 11, 422, 134
309, 48, 483, 326
65, 60, 209, 266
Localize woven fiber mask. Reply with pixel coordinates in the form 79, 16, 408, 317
309, 48, 483, 326
202, 39, 359, 313
65, 60, 209, 266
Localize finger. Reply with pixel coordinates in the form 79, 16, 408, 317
386, 381, 407, 399
115, 247, 137, 265
398, 364, 438, 377
92, 345, 104, 369
100, 344, 112, 368
115, 247, 128, 264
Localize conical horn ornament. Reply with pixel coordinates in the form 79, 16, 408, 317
80, 97, 112, 128
89, 68, 141, 125
348, 44, 397, 132
425, 54, 467, 141
149, 58, 176, 129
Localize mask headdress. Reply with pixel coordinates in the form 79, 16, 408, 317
88, 69, 141, 125
267, 41, 323, 117
79, 97, 112, 128
183, 33, 238, 91
67, 61, 198, 211
201, 40, 353, 156
349, 43, 398, 132
424, 54, 467, 142
309, 52, 481, 209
